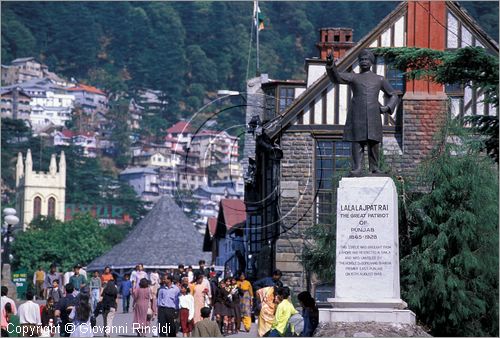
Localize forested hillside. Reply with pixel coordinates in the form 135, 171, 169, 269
2, 1, 498, 122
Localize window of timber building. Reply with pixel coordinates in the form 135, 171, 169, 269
315, 140, 350, 224
279, 87, 295, 112
385, 62, 405, 93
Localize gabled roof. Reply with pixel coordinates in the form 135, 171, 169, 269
167, 121, 193, 134
67, 84, 106, 96
87, 196, 210, 270
263, 1, 499, 141
219, 199, 246, 232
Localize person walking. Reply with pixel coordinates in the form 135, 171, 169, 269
1, 286, 17, 334
150, 270, 160, 297
101, 281, 117, 337
55, 284, 78, 337
69, 265, 87, 293
89, 271, 102, 314
297, 291, 318, 337
119, 274, 132, 313
3, 302, 20, 337
133, 264, 148, 289
47, 280, 64, 307
213, 279, 231, 335
178, 284, 194, 337
40, 297, 56, 337
33, 267, 46, 300
18, 290, 42, 337
44, 264, 63, 299
268, 287, 298, 337
157, 275, 179, 337
256, 286, 277, 337
191, 274, 206, 324
237, 272, 253, 332
133, 278, 155, 337
69, 293, 93, 337
191, 307, 222, 337
100, 267, 114, 285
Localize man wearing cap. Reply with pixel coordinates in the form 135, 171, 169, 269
325, 49, 399, 176
69, 264, 87, 293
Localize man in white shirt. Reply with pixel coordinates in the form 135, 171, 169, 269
18, 290, 41, 337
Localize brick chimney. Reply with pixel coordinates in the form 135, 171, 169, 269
317, 27, 355, 60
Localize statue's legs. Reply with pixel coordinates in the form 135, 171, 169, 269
350, 141, 365, 175
367, 140, 380, 173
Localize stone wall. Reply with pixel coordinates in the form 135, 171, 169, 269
385, 93, 449, 182
275, 131, 315, 292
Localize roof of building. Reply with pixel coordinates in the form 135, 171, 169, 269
167, 121, 193, 134
207, 217, 217, 237
119, 167, 158, 176
0, 88, 32, 98
195, 185, 242, 196
60, 130, 75, 138
220, 199, 246, 231
66, 83, 106, 96
11, 57, 36, 64
87, 196, 210, 270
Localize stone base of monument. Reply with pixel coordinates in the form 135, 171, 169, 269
319, 176, 416, 325
319, 299, 416, 324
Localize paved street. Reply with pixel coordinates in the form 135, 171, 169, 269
20, 298, 258, 337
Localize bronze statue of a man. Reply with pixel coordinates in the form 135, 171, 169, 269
326, 49, 399, 176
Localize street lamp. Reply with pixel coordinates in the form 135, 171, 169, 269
3, 208, 19, 265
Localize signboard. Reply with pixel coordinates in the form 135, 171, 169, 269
12, 268, 28, 299
65, 204, 131, 225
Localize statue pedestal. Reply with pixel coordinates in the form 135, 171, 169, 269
319, 177, 415, 324
1, 264, 18, 300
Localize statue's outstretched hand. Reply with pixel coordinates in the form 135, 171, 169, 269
326, 52, 335, 67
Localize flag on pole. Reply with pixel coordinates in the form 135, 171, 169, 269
253, 1, 265, 31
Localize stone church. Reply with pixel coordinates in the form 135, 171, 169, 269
16, 149, 66, 229
242, 1, 498, 291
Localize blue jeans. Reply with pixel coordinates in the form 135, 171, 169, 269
91, 288, 100, 313
122, 294, 130, 312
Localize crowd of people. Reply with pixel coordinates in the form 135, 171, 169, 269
1, 260, 319, 337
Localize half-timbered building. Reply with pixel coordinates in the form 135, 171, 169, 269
243, 1, 498, 291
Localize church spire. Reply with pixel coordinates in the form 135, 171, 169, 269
16, 152, 24, 187
49, 154, 57, 175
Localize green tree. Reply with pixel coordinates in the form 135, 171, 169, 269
108, 99, 132, 168
12, 214, 111, 273
401, 122, 499, 336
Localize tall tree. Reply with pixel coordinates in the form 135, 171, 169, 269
401, 122, 498, 337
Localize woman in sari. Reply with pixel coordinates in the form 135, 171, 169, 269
256, 286, 276, 337
237, 273, 253, 332
191, 274, 206, 324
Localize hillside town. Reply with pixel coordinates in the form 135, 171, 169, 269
1, 56, 244, 233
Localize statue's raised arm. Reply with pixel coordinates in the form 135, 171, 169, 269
325, 52, 354, 85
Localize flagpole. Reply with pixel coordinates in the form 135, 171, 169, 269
256, 0, 260, 76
